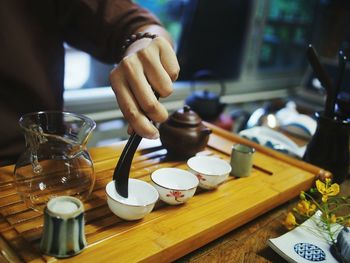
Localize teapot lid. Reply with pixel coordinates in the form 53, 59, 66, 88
170, 105, 202, 125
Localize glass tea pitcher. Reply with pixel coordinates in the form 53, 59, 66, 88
14, 111, 96, 211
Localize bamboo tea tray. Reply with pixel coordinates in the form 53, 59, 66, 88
0, 123, 325, 262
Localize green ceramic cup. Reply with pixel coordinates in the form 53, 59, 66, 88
230, 144, 255, 177
40, 196, 87, 258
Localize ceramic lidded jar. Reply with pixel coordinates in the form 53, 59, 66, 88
159, 105, 212, 159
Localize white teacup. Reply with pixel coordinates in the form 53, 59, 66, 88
187, 156, 232, 190
151, 168, 199, 205
105, 179, 159, 221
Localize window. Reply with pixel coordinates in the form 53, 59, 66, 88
63, 0, 323, 146
252, 0, 318, 73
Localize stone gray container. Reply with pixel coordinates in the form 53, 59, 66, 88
40, 196, 87, 258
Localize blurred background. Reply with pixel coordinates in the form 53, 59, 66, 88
63, 0, 350, 148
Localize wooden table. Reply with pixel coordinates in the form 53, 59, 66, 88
178, 181, 350, 263
0, 123, 334, 262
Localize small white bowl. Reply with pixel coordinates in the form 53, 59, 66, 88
151, 168, 199, 205
187, 156, 232, 190
105, 179, 159, 221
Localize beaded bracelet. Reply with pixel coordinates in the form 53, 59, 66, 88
122, 32, 158, 51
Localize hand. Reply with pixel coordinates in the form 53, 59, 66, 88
110, 34, 179, 139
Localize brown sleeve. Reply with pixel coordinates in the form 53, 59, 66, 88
54, 0, 162, 63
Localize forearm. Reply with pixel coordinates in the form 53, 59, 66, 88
58, 0, 163, 63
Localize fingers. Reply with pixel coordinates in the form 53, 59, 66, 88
110, 70, 159, 139
137, 47, 173, 98
127, 125, 133, 135
129, 37, 179, 97
155, 37, 180, 82
109, 36, 180, 139
118, 55, 169, 123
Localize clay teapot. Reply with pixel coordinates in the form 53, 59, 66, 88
159, 105, 212, 159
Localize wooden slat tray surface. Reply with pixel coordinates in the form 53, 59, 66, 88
0, 124, 325, 262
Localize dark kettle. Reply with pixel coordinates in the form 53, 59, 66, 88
185, 70, 226, 121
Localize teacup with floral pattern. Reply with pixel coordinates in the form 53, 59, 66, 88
187, 156, 231, 190
151, 168, 199, 205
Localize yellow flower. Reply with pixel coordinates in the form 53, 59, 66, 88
284, 212, 297, 230
283, 181, 349, 244
330, 214, 337, 224
315, 179, 340, 202
296, 200, 316, 216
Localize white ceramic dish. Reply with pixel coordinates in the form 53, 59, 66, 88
275, 101, 317, 139
239, 126, 306, 158
268, 211, 341, 263
151, 168, 199, 205
187, 156, 231, 190
105, 179, 159, 221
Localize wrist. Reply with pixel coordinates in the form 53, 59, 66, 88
122, 32, 158, 52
